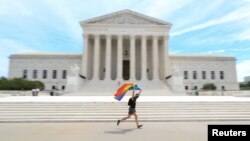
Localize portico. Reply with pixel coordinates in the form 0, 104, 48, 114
82, 34, 170, 81
80, 10, 172, 82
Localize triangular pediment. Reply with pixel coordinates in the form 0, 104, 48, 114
80, 9, 171, 26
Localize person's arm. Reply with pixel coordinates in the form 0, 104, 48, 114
138, 89, 142, 95
132, 84, 135, 100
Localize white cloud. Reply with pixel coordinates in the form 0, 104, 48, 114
41, 0, 82, 40
237, 60, 250, 82
0, 1, 32, 16
0, 39, 36, 77
237, 27, 250, 41
169, 50, 183, 54
230, 47, 250, 52
171, 0, 227, 30
171, 4, 250, 36
206, 50, 225, 54
137, 0, 194, 18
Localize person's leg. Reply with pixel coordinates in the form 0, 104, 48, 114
117, 114, 131, 126
120, 114, 131, 122
133, 113, 139, 127
133, 113, 143, 128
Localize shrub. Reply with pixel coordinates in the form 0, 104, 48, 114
239, 81, 250, 90
202, 83, 217, 90
0, 78, 44, 90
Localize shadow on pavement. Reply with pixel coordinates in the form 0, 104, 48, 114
104, 128, 137, 134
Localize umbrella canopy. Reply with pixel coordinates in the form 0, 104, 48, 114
114, 83, 141, 101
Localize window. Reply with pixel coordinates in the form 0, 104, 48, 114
193, 71, 197, 79
185, 86, 188, 90
221, 86, 225, 90
202, 71, 206, 79
211, 71, 215, 79
33, 70, 37, 79
62, 70, 67, 79
52, 70, 57, 79
23, 70, 28, 79
52, 85, 56, 90
43, 70, 47, 79
220, 71, 224, 80
184, 71, 188, 79
62, 85, 65, 90
194, 86, 198, 90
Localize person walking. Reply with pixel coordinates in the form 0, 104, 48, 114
117, 88, 143, 128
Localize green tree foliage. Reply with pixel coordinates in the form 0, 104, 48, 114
240, 81, 250, 90
0, 78, 44, 90
202, 83, 217, 90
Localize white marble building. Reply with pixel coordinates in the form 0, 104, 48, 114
8, 10, 239, 95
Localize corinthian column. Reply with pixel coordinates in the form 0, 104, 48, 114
117, 35, 123, 80
163, 35, 171, 78
141, 35, 147, 80
93, 34, 100, 80
130, 35, 136, 80
153, 35, 159, 80
81, 34, 89, 79
105, 34, 111, 80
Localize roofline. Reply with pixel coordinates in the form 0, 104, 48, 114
9, 53, 82, 59
80, 9, 172, 27
169, 54, 236, 61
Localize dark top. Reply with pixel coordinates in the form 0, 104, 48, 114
128, 98, 136, 108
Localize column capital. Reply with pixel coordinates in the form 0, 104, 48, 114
153, 35, 159, 39
162, 35, 169, 40
141, 34, 147, 38
83, 34, 89, 38
94, 34, 100, 38
117, 34, 123, 38
130, 34, 136, 38
105, 34, 112, 39
105, 33, 112, 37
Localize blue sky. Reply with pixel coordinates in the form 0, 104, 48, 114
0, 0, 250, 82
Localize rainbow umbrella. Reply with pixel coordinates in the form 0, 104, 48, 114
114, 83, 141, 101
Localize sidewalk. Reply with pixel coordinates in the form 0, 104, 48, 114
0, 121, 249, 141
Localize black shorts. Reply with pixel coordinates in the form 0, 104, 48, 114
128, 107, 136, 115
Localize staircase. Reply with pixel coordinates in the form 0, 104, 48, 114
0, 101, 250, 122
69, 80, 176, 96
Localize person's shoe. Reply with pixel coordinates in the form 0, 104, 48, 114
137, 125, 143, 128
117, 120, 120, 126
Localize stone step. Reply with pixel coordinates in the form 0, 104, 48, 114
0, 112, 249, 116
0, 101, 249, 122
0, 102, 250, 106
0, 114, 249, 119
0, 117, 249, 123
0, 104, 248, 107
0, 107, 249, 110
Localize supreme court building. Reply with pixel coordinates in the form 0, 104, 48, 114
8, 10, 239, 95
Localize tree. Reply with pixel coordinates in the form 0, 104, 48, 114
202, 83, 217, 90
0, 77, 7, 80
0, 78, 45, 90
239, 81, 250, 90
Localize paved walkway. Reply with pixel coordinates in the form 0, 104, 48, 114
0, 96, 250, 103
0, 121, 249, 141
